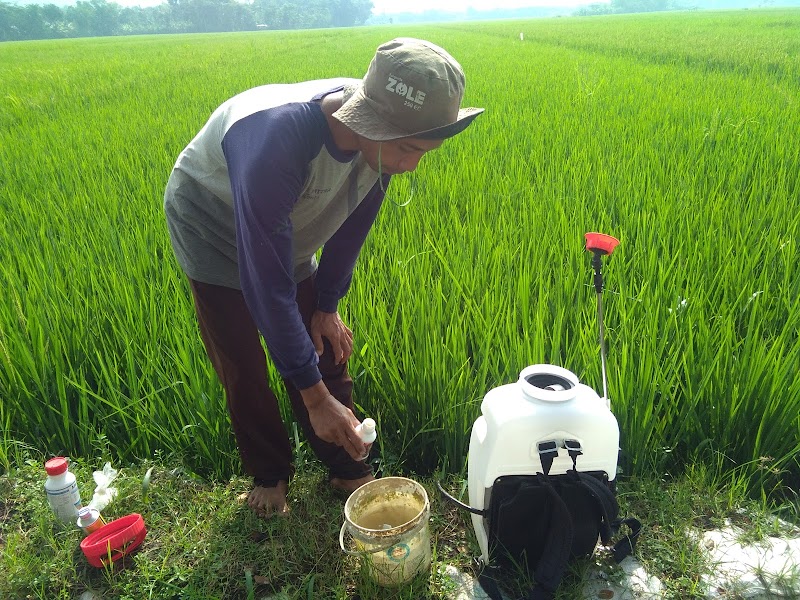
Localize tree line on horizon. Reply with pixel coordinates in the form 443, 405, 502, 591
1, 0, 796, 43
0, 0, 373, 40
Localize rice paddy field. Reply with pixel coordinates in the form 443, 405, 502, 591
1, 9, 799, 502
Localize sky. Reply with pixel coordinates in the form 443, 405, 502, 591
69, 0, 604, 11
371, 0, 597, 12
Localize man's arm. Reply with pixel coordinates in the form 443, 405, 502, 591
222, 104, 324, 390
315, 175, 391, 312
308, 176, 390, 366
221, 104, 369, 460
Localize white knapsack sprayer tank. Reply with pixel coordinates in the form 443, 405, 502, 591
440, 232, 640, 600
467, 363, 620, 564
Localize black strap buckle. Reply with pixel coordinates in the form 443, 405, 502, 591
537, 441, 559, 475
563, 439, 583, 471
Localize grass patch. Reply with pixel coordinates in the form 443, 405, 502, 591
0, 453, 475, 599
2, 449, 798, 599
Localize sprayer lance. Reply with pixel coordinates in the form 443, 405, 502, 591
584, 232, 620, 407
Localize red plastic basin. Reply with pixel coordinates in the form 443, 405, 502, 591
80, 513, 147, 567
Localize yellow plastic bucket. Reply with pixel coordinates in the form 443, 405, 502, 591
339, 477, 431, 586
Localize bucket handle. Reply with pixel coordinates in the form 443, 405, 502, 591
339, 519, 427, 557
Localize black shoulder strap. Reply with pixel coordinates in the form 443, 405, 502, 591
573, 472, 642, 563
572, 472, 617, 543
611, 517, 642, 563
478, 564, 505, 600
528, 473, 574, 599
477, 473, 573, 600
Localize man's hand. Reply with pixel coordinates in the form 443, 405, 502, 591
301, 382, 365, 461
310, 310, 353, 366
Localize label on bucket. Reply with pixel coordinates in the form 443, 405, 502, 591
387, 543, 411, 562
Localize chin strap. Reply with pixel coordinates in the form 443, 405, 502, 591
377, 142, 416, 206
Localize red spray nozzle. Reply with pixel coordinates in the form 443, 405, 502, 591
584, 232, 620, 256
584, 232, 620, 295
584, 233, 620, 404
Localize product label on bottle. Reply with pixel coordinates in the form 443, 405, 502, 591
46, 482, 81, 521
79, 510, 106, 534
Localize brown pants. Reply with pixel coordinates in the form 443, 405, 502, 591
188, 276, 372, 486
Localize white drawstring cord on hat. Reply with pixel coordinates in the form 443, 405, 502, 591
378, 142, 416, 207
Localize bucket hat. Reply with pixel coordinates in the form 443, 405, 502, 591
332, 38, 484, 142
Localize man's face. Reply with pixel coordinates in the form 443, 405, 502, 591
360, 137, 444, 176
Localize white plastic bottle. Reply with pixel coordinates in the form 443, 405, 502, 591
355, 418, 376, 460
44, 456, 82, 522
76, 506, 106, 534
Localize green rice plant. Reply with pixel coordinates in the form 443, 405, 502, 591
1, 11, 798, 499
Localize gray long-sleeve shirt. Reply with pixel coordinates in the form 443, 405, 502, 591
164, 79, 391, 390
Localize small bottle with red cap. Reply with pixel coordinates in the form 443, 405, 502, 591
44, 456, 82, 522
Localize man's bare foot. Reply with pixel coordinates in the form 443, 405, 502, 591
245, 480, 289, 518
330, 474, 375, 495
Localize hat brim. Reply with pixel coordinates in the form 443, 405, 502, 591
332, 83, 484, 142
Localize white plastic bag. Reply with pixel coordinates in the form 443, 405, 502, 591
87, 462, 118, 511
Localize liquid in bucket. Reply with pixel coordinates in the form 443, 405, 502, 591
339, 477, 431, 586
